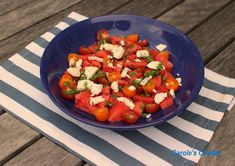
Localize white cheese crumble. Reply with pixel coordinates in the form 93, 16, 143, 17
111, 81, 119, 93
88, 56, 103, 62
169, 89, 175, 98
103, 43, 125, 59
121, 67, 131, 78
152, 89, 157, 93
134, 59, 141, 62
176, 73, 180, 76
90, 83, 103, 96
116, 63, 122, 68
75, 59, 83, 69
176, 77, 182, 86
69, 59, 75, 67
120, 40, 125, 46
136, 50, 149, 58
147, 61, 165, 70
146, 113, 151, 119
154, 92, 168, 104
117, 97, 135, 109
84, 66, 99, 79
107, 55, 113, 59
77, 80, 94, 91
128, 86, 136, 91
99, 44, 104, 50
156, 43, 167, 52
89, 96, 105, 105
108, 62, 114, 68
140, 76, 153, 86
67, 67, 80, 77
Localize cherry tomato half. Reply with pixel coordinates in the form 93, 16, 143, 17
60, 86, 76, 100
122, 85, 136, 97
106, 71, 121, 82
165, 78, 179, 91
59, 74, 74, 89
67, 53, 80, 63
138, 39, 149, 47
94, 107, 109, 122
126, 34, 138, 43
145, 103, 159, 113
142, 79, 155, 93
122, 110, 138, 124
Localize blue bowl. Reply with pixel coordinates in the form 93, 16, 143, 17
40, 15, 204, 130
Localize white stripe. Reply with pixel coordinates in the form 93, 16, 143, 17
68, 12, 88, 21
25, 42, 44, 57
9, 54, 40, 78
138, 127, 200, 163
168, 116, 213, 142
227, 97, 235, 112
200, 86, 234, 104
188, 102, 224, 122
0, 67, 171, 166
0, 93, 118, 166
40, 32, 55, 42
55, 22, 70, 30
205, 68, 235, 88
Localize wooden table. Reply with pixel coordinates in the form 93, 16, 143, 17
0, 0, 234, 165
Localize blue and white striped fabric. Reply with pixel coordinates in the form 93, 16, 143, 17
0, 12, 235, 166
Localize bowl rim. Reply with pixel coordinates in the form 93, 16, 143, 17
40, 14, 204, 130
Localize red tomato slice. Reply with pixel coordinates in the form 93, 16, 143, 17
79, 46, 93, 54
126, 34, 138, 43
95, 50, 109, 58
97, 29, 110, 41
122, 110, 138, 124
133, 101, 144, 117
145, 103, 159, 113
125, 60, 147, 69
108, 102, 130, 122
75, 91, 96, 115
133, 95, 154, 103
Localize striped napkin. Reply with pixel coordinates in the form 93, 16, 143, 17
0, 12, 235, 166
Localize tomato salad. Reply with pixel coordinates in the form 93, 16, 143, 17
59, 29, 181, 124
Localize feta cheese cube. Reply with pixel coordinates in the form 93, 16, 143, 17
128, 86, 136, 91
89, 96, 105, 105
152, 89, 157, 93
136, 50, 149, 58
113, 46, 125, 59
90, 83, 103, 96
120, 40, 125, 46
88, 56, 103, 62
75, 59, 83, 68
108, 62, 114, 68
121, 67, 131, 78
154, 92, 167, 104
169, 89, 175, 98
140, 76, 152, 86
156, 43, 167, 52
77, 80, 94, 91
147, 61, 163, 70
117, 97, 135, 109
176, 77, 182, 86
69, 59, 75, 67
84, 66, 99, 79
67, 67, 80, 77
111, 81, 119, 93
134, 59, 141, 62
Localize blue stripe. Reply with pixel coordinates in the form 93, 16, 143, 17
64, 17, 78, 25
194, 95, 228, 112
116, 130, 196, 166
1, 61, 45, 92
17, 48, 41, 66
0, 81, 144, 166
156, 123, 208, 150
34, 37, 49, 48
48, 27, 62, 36
203, 78, 235, 95
179, 110, 219, 131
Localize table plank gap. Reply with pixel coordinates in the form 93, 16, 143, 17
158, 0, 232, 34
0, 113, 42, 165
110, 0, 183, 18
0, 0, 34, 16
0, 0, 83, 42
4, 137, 84, 166
0, 109, 5, 116
0, 0, 130, 61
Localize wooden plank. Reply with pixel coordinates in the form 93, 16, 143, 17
206, 41, 235, 77
158, 0, 231, 33
198, 106, 235, 166
0, 109, 4, 115
0, 0, 34, 16
188, 2, 235, 62
4, 137, 84, 166
0, 0, 82, 41
0, 113, 41, 165
0, 0, 130, 61
111, 0, 183, 17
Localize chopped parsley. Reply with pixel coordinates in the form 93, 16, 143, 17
145, 56, 153, 63
144, 70, 157, 77
111, 94, 118, 99
133, 79, 142, 87
105, 101, 114, 107
156, 62, 164, 70
129, 71, 137, 77
63, 81, 69, 87
91, 70, 105, 80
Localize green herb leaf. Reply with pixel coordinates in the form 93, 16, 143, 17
144, 70, 157, 77
141, 113, 148, 118
140, 104, 145, 110
91, 70, 105, 80
64, 81, 69, 87
145, 56, 153, 63
156, 62, 164, 70
105, 101, 114, 107
111, 94, 118, 99
83, 81, 89, 90
145, 92, 151, 97
80, 75, 86, 80
129, 71, 136, 77
132, 79, 142, 87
